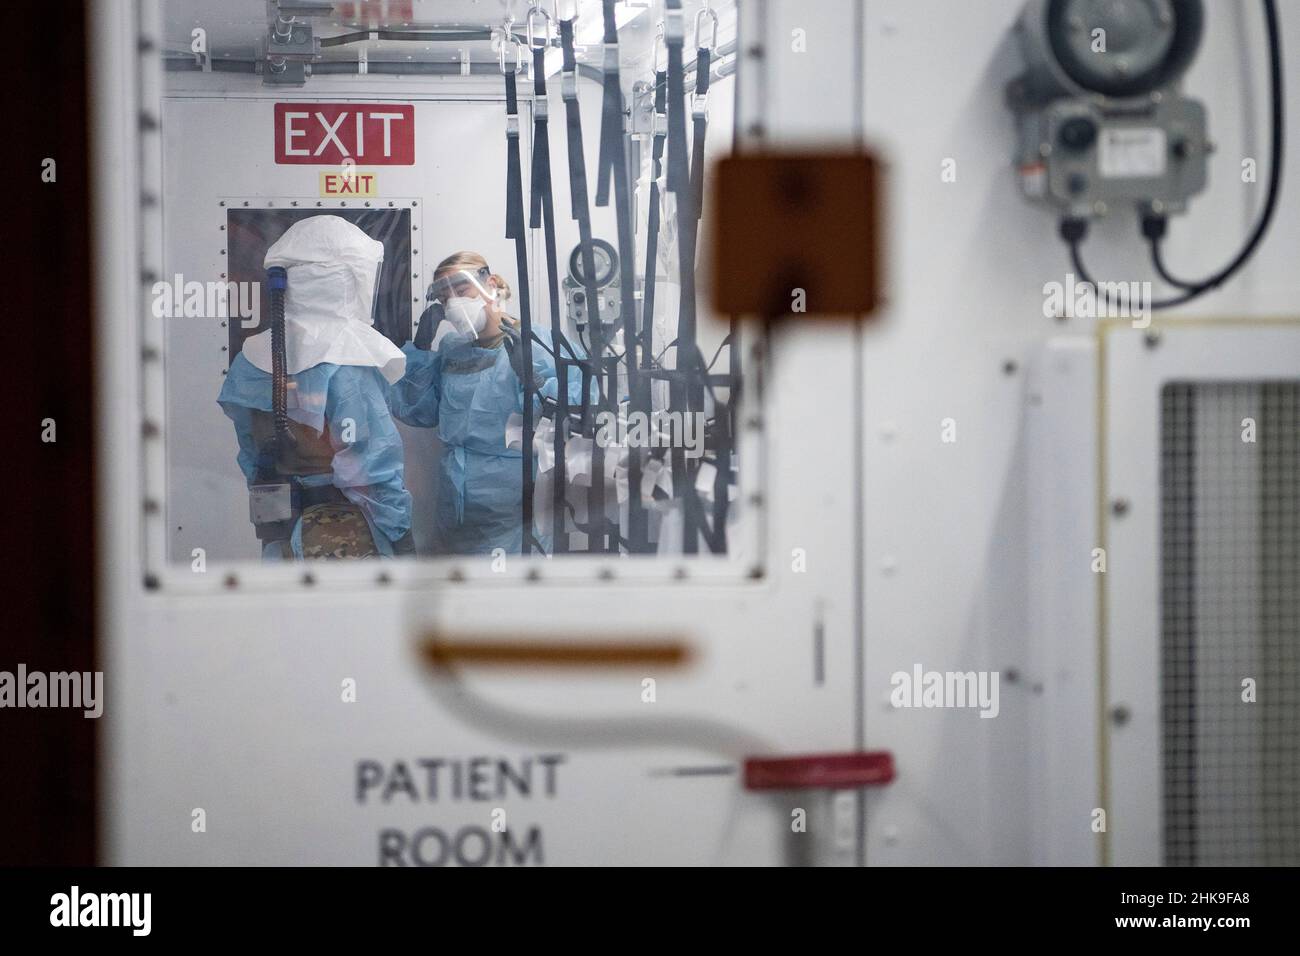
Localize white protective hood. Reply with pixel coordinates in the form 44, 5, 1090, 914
242, 215, 406, 384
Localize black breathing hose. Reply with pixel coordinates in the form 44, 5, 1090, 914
267, 266, 290, 456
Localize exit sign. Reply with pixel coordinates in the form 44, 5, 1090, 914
274, 104, 414, 165
320, 171, 377, 197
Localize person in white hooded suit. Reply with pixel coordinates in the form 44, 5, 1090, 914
218, 215, 415, 559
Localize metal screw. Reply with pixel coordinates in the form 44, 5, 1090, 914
1111, 498, 1130, 517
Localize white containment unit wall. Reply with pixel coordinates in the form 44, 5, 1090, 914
90, 0, 1300, 866
95, 0, 871, 867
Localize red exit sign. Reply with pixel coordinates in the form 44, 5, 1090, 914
274, 104, 415, 165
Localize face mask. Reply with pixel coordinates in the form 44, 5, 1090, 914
446, 296, 487, 336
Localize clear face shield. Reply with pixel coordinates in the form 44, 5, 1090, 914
427, 265, 497, 338
369, 260, 383, 325
427, 265, 496, 304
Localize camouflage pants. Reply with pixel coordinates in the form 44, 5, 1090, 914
299, 503, 379, 559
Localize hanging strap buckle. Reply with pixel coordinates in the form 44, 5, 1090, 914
694, 5, 719, 52
664, 6, 684, 44
498, 22, 524, 76
526, 3, 555, 53
691, 6, 718, 119
692, 90, 708, 121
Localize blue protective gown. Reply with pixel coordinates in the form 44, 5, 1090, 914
388, 324, 589, 555
218, 352, 413, 559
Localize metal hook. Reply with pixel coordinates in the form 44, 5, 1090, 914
498, 21, 524, 74
694, 3, 719, 51
526, 2, 555, 51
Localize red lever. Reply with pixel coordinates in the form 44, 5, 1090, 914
743, 751, 895, 791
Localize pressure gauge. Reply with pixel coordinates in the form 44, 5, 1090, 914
1006, 0, 1209, 219
568, 238, 618, 288
1017, 0, 1204, 101
563, 238, 635, 330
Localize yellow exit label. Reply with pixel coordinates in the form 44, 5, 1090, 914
319, 170, 377, 197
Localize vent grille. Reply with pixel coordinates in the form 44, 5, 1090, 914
1161, 381, 1300, 866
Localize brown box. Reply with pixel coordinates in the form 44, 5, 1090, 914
709, 152, 882, 318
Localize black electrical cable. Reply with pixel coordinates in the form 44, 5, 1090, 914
1139, 214, 1199, 290
1064, 0, 1284, 311
705, 335, 731, 372
1065, 224, 1197, 310
319, 29, 498, 46
654, 338, 678, 364
528, 332, 556, 360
